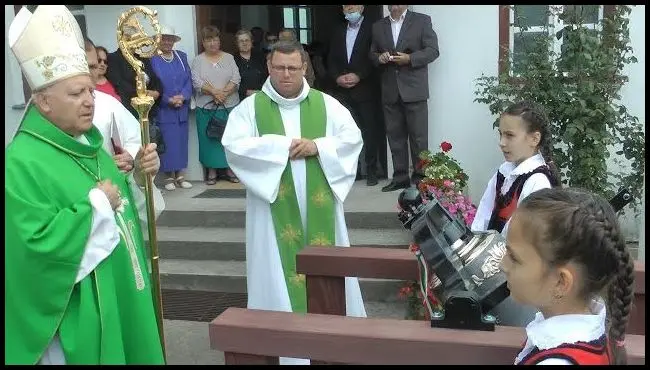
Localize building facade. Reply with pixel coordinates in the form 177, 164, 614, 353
4, 5, 646, 252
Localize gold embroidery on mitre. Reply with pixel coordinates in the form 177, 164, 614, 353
34, 54, 89, 82
309, 232, 331, 246
280, 224, 302, 244
35, 56, 56, 80
52, 15, 73, 37
311, 189, 327, 207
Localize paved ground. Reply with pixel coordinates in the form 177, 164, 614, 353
163, 301, 406, 365
164, 319, 224, 365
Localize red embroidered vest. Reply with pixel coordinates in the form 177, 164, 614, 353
518, 334, 612, 365
487, 165, 557, 233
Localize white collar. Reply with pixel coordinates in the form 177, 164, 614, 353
499, 153, 546, 177
525, 298, 606, 350
389, 9, 407, 23
74, 134, 90, 145
261, 77, 310, 108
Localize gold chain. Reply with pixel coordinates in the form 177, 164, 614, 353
69, 155, 102, 182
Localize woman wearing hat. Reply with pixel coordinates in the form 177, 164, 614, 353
150, 25, 193, 191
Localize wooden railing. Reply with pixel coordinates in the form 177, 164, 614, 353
209, 307, 646, 365
296, 246, 646, 335
209, 246, 645, 364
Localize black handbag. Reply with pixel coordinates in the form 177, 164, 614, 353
149, 120, 166, 154
203, 102, 230, 141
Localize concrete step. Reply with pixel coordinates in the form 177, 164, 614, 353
156, 180, 406, 229
160, 259, 406, 303
156, 209, 404, 229
152, 227, 411, 261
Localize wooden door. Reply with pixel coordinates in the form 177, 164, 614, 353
194, 5, 240, 55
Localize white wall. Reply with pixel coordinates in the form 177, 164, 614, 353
619, 5, 645, 134
603, 5, 645, 239
413, 5, 503, 203
5, 5, 26, 146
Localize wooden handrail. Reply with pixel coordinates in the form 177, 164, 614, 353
210, 307, 646, 365
296, 246, 646, 335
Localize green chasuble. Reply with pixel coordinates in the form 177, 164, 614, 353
4, 105, 165, 365
254, 90, 335, 313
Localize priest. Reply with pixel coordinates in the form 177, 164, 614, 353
5, 5, 165, 365
222, 40, 367, 365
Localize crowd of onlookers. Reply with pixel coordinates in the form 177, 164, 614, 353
98, 5, 440, 193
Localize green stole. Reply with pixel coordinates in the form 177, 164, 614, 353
254, 90, 335, 313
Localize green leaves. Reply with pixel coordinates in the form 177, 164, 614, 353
473, 5, 644, 212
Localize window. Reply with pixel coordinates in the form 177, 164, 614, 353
282, 5, 312, 44
499, 5, 611, 76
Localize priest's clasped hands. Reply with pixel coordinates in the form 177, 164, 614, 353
289, 138, 318, 160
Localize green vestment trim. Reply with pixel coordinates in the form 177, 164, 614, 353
254, 90, 335, 313
5, 105, 164, 364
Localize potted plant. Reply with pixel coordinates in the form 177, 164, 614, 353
398, 141, 478, 320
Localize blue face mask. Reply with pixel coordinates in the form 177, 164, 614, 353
345, 11, 362, 24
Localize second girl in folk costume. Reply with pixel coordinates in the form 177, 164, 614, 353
472, 100, 562, 327
150, 25, 193, 190
472, 100, 561, 236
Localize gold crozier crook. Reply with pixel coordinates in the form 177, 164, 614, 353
116, 6, 166, 360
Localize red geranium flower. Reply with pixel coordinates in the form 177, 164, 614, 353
440, 141, 452, 153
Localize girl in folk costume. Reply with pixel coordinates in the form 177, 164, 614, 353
502, 188, 634, 365
472, 100, 561, 327
471, 100, 561, 237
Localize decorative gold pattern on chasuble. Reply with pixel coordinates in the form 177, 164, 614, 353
309, 232, 331, 246
277, 183, 291, 201
116, 211, 146, 291
280, 224, 302, 245
290, 273, 306, 285
311, 189, 327, 207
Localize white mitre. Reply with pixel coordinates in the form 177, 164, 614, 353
8, 5, 89, 92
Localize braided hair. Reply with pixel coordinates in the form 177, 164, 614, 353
503, 101, 562, 186
517, 187, 635, 365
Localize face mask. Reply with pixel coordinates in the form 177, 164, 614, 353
345, 11, 362, 24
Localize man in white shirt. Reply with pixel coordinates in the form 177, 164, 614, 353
370, 5, 439, 191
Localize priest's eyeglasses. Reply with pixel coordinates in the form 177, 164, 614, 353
270, 64, 303, 74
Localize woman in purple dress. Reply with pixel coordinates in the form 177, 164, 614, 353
151, 25, 193, 191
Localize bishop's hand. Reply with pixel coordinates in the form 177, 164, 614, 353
97, 180, 122, 210
134, 143, 160, 186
